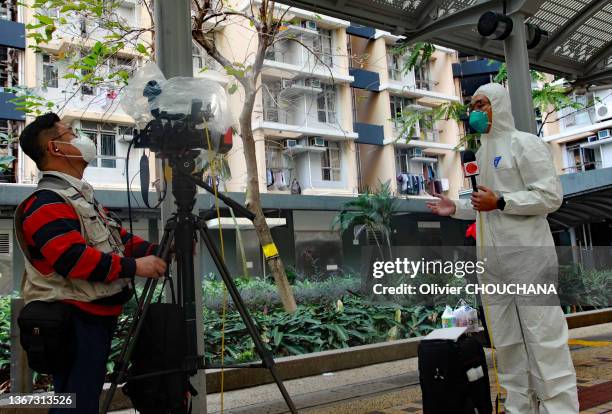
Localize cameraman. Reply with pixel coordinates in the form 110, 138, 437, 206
15, 113, 167, 413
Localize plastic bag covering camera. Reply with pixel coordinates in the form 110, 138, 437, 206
158, 77, 231, 141
122, 63, 231, 134
121, 62, 233, 154
122, 62, 167, 128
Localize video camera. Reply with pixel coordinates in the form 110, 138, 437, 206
122, 63, 233, 156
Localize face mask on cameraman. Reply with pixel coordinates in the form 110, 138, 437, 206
53, 131, 98, 163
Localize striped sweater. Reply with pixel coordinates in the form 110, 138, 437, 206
21, 189, 157, 316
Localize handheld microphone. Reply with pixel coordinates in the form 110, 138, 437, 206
461, 150, 479, 193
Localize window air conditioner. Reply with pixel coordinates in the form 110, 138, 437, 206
594, 90, 612, 122
597, 129, 611, 140
284, 139, 298, 148
309, 137, 325, 147
0, 231, 12, 256
302, 20, 318, 31
587, 135, 598, 143
407, 147, 423, 158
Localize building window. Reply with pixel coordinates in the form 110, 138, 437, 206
414, 63, 430, 90
42, 54, 58, 88
192, 36, 218, 72
317, 84, 336, 124
265, 140, 284, 170
117, 3, 135, 26
390, 95, 415, 127
566, 140, 598, 173
0, 47, 8, 87
100, 133, 116, 168
387, 46, 401, 81
395, 149, 409, 174
263, 80, 282, 122
313, 28, 333, 67
80, 121, 119, 168
459, 55, 481, 63
0, 0, 13, 20
322, 140, 341, 181
192, 41, 204, 70
81, 65, 95, 95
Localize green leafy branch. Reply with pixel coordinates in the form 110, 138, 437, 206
391, 41, 436, 74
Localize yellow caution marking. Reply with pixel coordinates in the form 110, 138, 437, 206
164, 164, 173, 181
568, 339, 612, 347
262, 243, 279, 259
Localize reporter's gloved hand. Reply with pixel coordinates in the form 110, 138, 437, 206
135, 255, 167, 278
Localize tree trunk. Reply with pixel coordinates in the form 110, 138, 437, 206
239, 89, 297, 313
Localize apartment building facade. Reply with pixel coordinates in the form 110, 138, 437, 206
16, 0, 155, 187
1, 2, 470, 286
345, 26, 463, 200
543, 87, 612, 249
0, 0, 25, 184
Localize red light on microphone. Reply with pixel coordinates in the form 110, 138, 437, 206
464, 161, 479, 177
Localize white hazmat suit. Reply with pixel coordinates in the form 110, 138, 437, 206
452, 83, 579, 413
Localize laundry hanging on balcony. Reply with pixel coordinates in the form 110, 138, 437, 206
397, 173, 424, 195
274, 170, 287, 190
267, 169, 274, 187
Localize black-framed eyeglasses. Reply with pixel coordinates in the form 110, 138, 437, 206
49, 130, 77, 141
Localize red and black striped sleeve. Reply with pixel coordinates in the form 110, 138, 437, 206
21, 190, 136, 283
119, 227, 158, 258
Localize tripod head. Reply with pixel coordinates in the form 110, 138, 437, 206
166, 150, 255, 220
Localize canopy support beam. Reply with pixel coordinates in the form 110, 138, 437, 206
503, 13, 537, 134
155, 1, 208, 412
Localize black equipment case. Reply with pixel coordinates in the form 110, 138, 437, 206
418, 332, 493, 414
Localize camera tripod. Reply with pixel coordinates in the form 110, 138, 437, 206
101, 150, 297, 413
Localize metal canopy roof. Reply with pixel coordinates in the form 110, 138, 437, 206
277, 0, 612, 84
548, 167, 612, 231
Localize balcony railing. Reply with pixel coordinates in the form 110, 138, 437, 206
562, 107, 596, 130
388, 69, 402, 82
414, 79, 439, 91
422, 129, 440, 142
265, 44, 334, 69
562, 162, 602, 174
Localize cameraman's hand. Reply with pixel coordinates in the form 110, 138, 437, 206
135, 256, 167, 278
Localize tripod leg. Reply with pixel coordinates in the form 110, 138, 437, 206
197, 222, 298, 414
100, 227, 176, 414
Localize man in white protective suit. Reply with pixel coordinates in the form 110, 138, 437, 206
427, 82, 579, 414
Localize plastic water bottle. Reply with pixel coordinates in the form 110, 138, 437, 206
466, 307, 479, 332
441, 305, 456, 328
455, 306, 468, 327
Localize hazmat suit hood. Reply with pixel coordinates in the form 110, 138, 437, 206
473, 82, 516, 138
